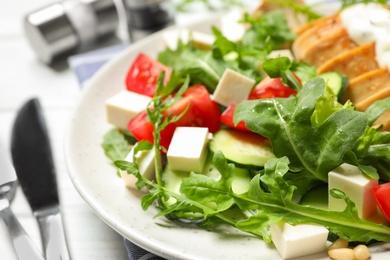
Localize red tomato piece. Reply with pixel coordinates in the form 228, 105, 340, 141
248, 77, 297, 100
125, 53, 171, 97
220, 105, 250, 132
127, 85, 221, 150
373, 183, 390, 221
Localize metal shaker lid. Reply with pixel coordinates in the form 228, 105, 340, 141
24, 3, 79, 64
124, 0, 166, 9
89, 0, 120, 36
24, 0, 119, 64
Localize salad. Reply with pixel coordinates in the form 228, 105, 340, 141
102, 1, 390, 259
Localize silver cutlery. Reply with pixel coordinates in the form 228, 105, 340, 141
0, 147, 44, 260
11, 98, 71, 260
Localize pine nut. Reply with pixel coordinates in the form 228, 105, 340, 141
328, 238, 349, 251
328, 248, 355, 260
353, 244, 370, 260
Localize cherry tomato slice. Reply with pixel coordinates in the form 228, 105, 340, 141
127, 85, 221, 150
373, 182, 390, 221
220, 104, 250, 132
125, 53, 171, 97
248, 77, 297, 100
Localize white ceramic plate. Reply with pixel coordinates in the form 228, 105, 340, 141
65, 13, 390, 260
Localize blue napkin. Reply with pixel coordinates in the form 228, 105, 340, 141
68, 45, 165, 260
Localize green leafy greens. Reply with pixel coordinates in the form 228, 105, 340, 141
235, 78, 368, 182
103, 1, 390, 249
115, 151, 390, 243
111, 71, 390, 244
158, 10, 300, 89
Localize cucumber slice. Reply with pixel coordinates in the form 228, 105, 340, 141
162, 153, 252, 198
210, 129, 275, 168
318, 72, 348, 101
300, 185, 328, 209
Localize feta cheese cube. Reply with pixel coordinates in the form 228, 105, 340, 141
162, 29, 215, 50
212, 69, 255, 107
328, 163, 378, 219
105, 90, 151, 129
220, 10, 247, 42
268, 49, 295, 60
270, 222, 329, 259
119, 143, 155, 191
167, 127, 209, 172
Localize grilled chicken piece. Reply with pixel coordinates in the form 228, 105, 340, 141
317, 42, 379, 78
298, 28, 358, 67
343, 67, 390, 110
295, 13, 339, 36
293, 14, 341, 60
288, 7, 390, 131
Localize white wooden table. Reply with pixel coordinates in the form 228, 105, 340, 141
0, 1, 246, 259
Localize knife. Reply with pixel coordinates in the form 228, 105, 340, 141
0, 147, 44, 260
10, 98, 71, 260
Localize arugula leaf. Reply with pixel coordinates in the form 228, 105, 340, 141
212, 27, 264, 80
262, 57, 302, 90
115, 144, 390, 244
343, 151, 379, 180
235, 157, 390, 243
146, 72, 190, 184
102, 128, 132, 163
158, 9, 300, 92
234, 78, 368, 182
158, 46, 227, 92
365, 97, 390, 126
346, 98, 390, 181
114, 159, 148, 190
241, 10, 296, 52
290, 61, 317, 84
180, 151, 236, 213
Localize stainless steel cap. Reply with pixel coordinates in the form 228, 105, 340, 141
24, 3, 78, 64
124, 0, 166, 9
24, 0, 119, 64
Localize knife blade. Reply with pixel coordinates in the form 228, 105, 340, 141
10, 98, 71, 260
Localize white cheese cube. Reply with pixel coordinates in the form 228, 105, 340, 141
328, 163, 378, 219
105, 90, 151, 129
162, 29, 215, 50
167, 127, 209, 172
270, 222, 329, 259
220, 10, 247, 42
212, 69, 255, 107
119, 143, 155, 191
268, 49, 295, 60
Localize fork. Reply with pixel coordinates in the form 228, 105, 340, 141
0, 148, 44, 260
